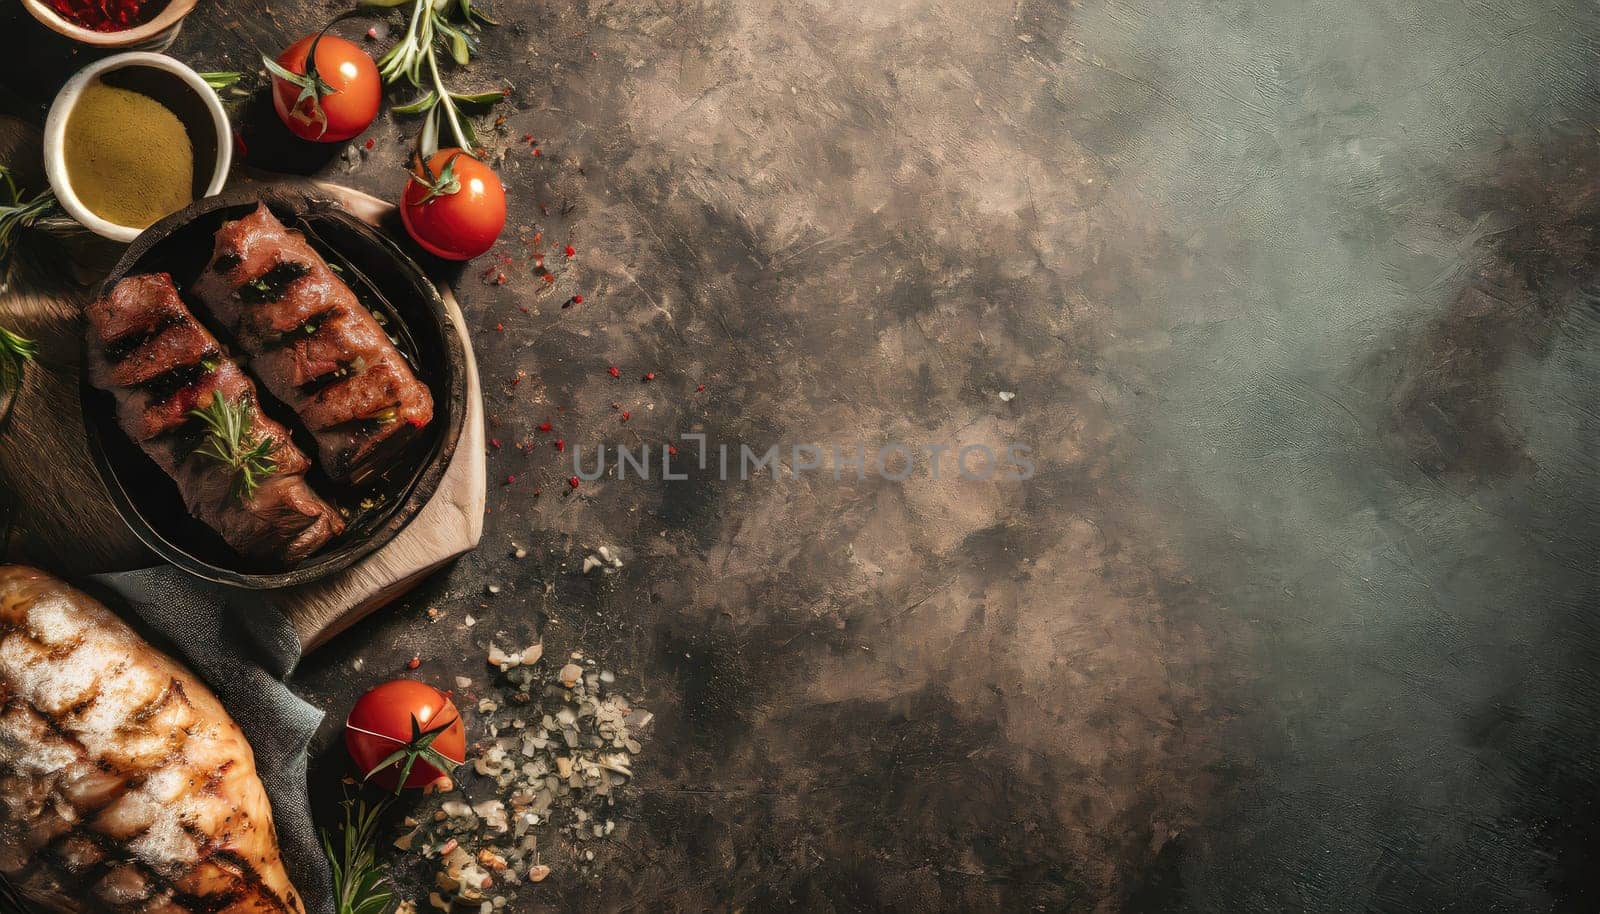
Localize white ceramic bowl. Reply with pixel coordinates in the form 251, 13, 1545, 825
43, 52, 231, 242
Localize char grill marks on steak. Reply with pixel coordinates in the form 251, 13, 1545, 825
192, 204, 433, 484
84, 273, 343, 565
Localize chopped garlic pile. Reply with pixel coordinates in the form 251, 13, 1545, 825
397, 644, 650, 912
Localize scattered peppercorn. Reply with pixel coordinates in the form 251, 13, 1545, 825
538, 422, 552, 432
407, 656, 421, 670
568, 476, 580, 489
643, 372, 655, 382
607, 366, 620, 378
564, 245, 576, 257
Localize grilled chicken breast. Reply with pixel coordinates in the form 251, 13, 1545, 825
193, 205, 433, 485
0, 566, 306, 914
85, 273, 344, 565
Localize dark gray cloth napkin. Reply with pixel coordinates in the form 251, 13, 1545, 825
91, 565, 334, 914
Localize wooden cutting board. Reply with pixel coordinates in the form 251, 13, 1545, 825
0, 167, 485, 652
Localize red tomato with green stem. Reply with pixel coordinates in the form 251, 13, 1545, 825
344, 679, 465, 790
266, 30, 381, 143
400, 149, 506, 261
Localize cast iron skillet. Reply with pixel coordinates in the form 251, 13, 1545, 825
82, 187, 466, 589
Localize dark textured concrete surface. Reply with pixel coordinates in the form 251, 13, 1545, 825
4, 0, 1599, 910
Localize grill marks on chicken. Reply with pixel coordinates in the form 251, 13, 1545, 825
0, 566, 306, 914
193, 205, 433, 484
85, 274, 343, 565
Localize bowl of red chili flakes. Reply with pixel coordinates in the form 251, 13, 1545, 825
21, 0, 197, 50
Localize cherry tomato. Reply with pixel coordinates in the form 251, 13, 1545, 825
270, 33, 380, 143
344, 679, 465, 790
400, 149, 507, 261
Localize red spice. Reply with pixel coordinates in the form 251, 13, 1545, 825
49, 0, 163, 32
366, 26, 377, 39
407, 656, 421, 670
572, 295, 584, 304
668, 445, 678, 456
564, 245, 576, 258
543, 274, 555, 284
505, 474, 517, 485
494, 322, 505, 331
538, 421, 552, 432
607, 366, 620, 378
364, 138, 375, 150
490, 438, 501, 449
554, 439, 565, 452
696, 384, 706, 392
643, 372, 655, 382
568, 476, 580, 489
621, 412, 630, 422
533, 148, 543, 157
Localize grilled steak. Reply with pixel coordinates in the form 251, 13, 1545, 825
85, 274, 343, 565
192, 205, 433, 484
0, 565, 307, 914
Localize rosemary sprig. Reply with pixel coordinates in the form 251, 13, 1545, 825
0, 165, 60, 293
322, 797, 395, 914
198, 71, 243, 90
362, 0, 504, 157
0, 328, 35, 398
189, 395, 277, 501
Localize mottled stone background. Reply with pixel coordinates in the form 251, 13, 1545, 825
3, 0, 1598, 909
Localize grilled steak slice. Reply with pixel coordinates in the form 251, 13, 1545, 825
83, 273, 189, 349
0, 566, 307, 914
193, 204, 434, 484
84, 273, 343, 565
88, 320, 219, 390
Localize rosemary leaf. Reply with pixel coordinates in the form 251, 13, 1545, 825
367, 0, 503, 157
0, 327, 36, 397
189, 396, 277, 501
0, 165, 61, 293
322, 797, 395, 914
